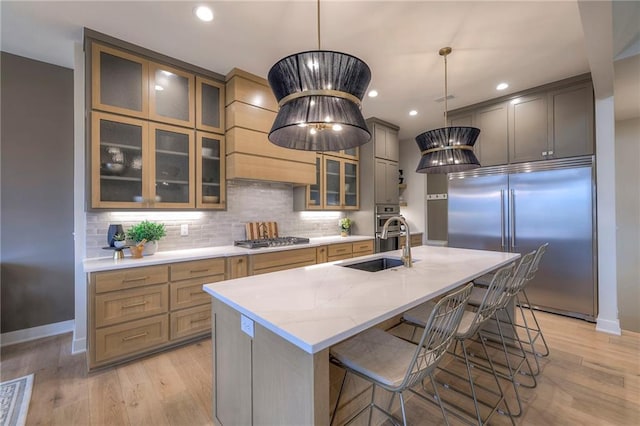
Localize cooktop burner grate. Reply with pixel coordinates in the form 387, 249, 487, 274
234, 236, 310, 249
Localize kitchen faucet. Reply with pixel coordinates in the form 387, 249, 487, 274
381, 216, 412, 267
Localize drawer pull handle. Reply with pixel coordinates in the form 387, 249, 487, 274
123, 276, 148, 283
122, 301, 148, 309
122, 332, 148, 342
190, 269, 210, 274
189, 291, 203, 296
190, 316, 210, 324
336, 249, 346, 253
237, 259, 243, 263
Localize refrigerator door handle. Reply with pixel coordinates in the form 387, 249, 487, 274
510, 189, 516, 248
500, 190, 506, 248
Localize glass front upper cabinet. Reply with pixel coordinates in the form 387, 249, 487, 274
150, 123, 194, 208
92, 44, 149, 118
306, 155, 322, 209
149, 62, 195, 127
92, 112, 148, 208
196, 76, 225, 134
197, 131, 226, 209
323, 157, 359, 210
343, 160, 359, 209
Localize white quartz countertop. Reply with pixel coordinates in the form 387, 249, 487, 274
83, 235, 373, 272
203, 245, 520, 354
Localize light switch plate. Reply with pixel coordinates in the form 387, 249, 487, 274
240, 314, 254, 338
180, 224, 189, 236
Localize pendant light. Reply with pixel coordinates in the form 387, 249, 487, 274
267, 0, 372, 151
415, 47, 480, 174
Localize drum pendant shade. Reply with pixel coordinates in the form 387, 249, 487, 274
268, 50, 372, 151
415, 47, 481, 174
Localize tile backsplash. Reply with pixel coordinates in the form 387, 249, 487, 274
85, 180, 348, 259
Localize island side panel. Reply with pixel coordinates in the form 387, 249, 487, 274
212, 299, 252, 426
252, 323, 330, 426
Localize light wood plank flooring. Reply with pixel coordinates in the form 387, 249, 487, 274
1, 311, 638, 425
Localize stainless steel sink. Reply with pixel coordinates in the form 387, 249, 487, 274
341, 257, 405, 272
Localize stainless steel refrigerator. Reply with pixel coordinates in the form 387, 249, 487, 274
447, 156, 597, 321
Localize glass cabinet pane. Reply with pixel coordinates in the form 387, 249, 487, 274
150, 63, 194, 126
196, 76, 225, 133
93, 112, 146, 205
344, 161, 358, 208
308, 156, 321, 208
325, 158, 341, 207
197, 131, 225, 208
92, 43, 148, 118
152, 125, 193, 205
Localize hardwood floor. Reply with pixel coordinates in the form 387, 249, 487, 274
1, 311, 638, 425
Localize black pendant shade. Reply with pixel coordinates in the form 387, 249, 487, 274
415, 126, 481, 174
267, 50, 372, 151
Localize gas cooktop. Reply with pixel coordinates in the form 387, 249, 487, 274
234, 236, 310, 249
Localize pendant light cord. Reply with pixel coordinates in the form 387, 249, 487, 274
443, 50, 448, 128
317, 0, 321, 50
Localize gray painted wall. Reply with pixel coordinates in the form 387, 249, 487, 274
615, 117, 640, 332
1, 52, 74, 333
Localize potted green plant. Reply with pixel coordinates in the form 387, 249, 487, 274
113, 232, 127, 248
339, 218, 352, 237
126, 220, 166, 255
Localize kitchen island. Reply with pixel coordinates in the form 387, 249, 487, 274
203, 245, 519, 425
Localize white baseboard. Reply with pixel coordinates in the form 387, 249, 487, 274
596, 317, 622, 335
0, 320, 75, 347
72, 337, 87, 354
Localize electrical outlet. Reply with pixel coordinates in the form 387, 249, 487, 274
180, 224, 189, 236
240, 314, 254, 338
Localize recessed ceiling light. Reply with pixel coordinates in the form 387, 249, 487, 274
409, 110, 418, 116
496, 82, 509, 91
368, 89, 378, 98
194, 6, 213, 22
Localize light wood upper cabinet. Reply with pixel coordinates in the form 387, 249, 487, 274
149, 62, 195, 127
92, 43, 149, 119
196, 131, 226, 209
196, 76, 225, 134
324, 156, 359, 210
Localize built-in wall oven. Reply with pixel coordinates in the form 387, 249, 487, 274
375, 204, 401, 252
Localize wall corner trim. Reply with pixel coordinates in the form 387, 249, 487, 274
595, 317, 622, 335
0, 320, 75, 348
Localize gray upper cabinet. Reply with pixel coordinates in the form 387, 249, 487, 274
375, 159, 399, 204
475, 102, 509, 166
548, 82, 594, 158
373, 122, 399, 162
448, 75, 594, 167
509, 92, 548, 163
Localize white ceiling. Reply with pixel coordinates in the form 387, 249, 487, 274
1, 1, 636, 141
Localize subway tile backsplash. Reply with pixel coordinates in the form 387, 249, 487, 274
85, 180, 347, 259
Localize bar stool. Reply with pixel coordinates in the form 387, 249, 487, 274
403, 263, 516, 425
329, 282, 473, 426
465, 250, 537, 417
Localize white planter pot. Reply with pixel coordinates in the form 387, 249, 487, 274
142, 240, 158, 256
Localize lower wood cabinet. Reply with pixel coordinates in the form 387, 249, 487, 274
170, 304, 212, 341
249, 247, 317, 275
399, 233, 423, 248
94, 315, 169, 364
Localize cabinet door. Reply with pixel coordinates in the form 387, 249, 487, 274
150, 123, 195, 208
149, 62, 195, 127
475, 103, 508, 166
343, 159, 359, 209
324, 157, 342, 208
548, 82, 594, 159
196, 76, 225, 134
197, 131, 226, 209
509, 93, 548, 163
375, 159, 399, 204
92, 112, 149, 208
307, 155, 322, 209
92, 43, 149, 119
373, 123, 399, 161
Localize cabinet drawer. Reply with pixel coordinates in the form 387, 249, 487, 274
170, 277, 219, 310
250, 247, 317, 275
170, 305, 211, 341
95, 284, 168, 328
410, 234, 423, 247
316, 246, 328, 264
94, 265, 168, 293
352, 240, 374, 256
328, 243, 353, 258
170, 258, 226, 281
94, 314, 169, 364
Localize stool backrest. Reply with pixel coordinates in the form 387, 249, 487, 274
402, 282, 473, 389
500, 250, 536, 307
527, 243, 549, 281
